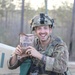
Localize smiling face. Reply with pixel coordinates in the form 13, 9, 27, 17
35, 25, 52, 42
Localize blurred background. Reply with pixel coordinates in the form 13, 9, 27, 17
0, 0, 75, 61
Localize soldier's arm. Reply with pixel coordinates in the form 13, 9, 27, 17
7, 54, 27, 69
44, 43, 69, 73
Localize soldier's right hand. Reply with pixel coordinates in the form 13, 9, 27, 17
13, 45, 29, 58
14, 45, 23, 56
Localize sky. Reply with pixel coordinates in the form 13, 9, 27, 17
12, 0, 74, 10
25, 0, 74, 10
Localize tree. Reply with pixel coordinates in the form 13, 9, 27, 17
50, 2, 73, 27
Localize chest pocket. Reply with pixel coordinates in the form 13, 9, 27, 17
44, 44, 55, 56
44, 39, 60, 57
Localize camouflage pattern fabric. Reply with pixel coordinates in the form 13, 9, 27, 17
32, 36, 69, 75
8, 36, 69, 75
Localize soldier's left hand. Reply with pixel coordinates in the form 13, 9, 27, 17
25, 46, 42, 60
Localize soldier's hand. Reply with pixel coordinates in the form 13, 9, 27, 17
25, 46, 42, 60
14, 45, 29, 58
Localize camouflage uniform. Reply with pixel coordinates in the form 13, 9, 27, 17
8, 36, 69, 75
29, 36, 69, 75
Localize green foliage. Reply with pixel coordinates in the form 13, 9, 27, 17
0, 0, 15, 17
24, 2, 36, 20
49, 2, 73, 27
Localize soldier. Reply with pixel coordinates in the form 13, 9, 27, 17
8, 13, 69, 75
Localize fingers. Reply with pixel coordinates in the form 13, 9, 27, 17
14, 45, 34, 56
20, 53, 29, 59
16, 47, 22, 53
25, 49, 31, 55
25, 46, 33, 50
25, 46, 35, 57
15, 45, 23, 55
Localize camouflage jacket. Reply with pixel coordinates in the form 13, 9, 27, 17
8, 36, 69, 75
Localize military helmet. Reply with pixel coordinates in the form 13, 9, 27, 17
30, 13, 54, 31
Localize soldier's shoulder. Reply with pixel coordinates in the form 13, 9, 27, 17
51, 36, 64, 46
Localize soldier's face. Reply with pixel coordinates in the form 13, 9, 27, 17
35, 25, 52, 42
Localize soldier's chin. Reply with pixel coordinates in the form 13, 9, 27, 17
40, 37, 49, 42
40, 39, 47, 42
